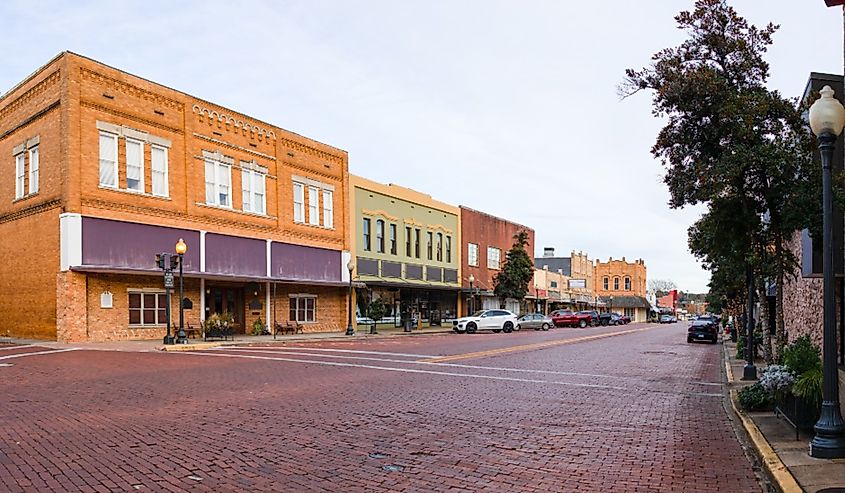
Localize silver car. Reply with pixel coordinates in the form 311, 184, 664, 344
516, 312, 552, 331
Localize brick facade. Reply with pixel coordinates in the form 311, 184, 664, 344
0, 52, 351, 341
594, 257, 647, 298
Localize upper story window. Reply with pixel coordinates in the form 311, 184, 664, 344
414, 229, 421, 258
427, 232, 433, 260
362, 218, 371, 251
468, 243, 479, 267
389, 224, 397, 255
624, 277, 631, 291
204, 156, 231, 207
446, 235, 451, 263
28, 146, 39, 195
99, 122, 170, 196
376, 219, 385, 253
293, 183, 305, 222
436, 233, 443, 262
125, 139, 144, 192
293, 176, 334, 228
405, 226, 412, 257
550, 281, 558, 289
613, 277, 620, 290
603, 277, 609, 290
14, 152, 25, 199
322, 190, 333, 229
308, 186, 319, 225
241, 168, 266, 215
487, 247, 501, 270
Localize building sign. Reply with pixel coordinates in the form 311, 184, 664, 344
569, 279, 586, 289
100, 291, 113, 309
164, 272, 175, 289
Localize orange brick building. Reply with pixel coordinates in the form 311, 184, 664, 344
0, 52, 351, 342
593, 257, 650, 322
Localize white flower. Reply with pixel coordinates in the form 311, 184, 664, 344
759, 364, 795, 393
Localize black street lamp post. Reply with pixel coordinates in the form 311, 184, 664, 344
175, 239, 187, 344
609, 295, 613, 315
808, 85, 845, 458
346, 259, 355, 336
155, 252, 178, 345
468, 274, 475, 315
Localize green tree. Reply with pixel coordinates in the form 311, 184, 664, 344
493, 230, 534, 310
622, 0, 818, 357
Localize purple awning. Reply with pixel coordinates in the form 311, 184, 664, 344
82, 217, 200, 272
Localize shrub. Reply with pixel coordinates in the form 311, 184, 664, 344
758, 365, 795, 394
792, 366, 823, 409
779, 335, 821, 376
738, 382, 774, 411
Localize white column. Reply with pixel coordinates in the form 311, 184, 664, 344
265, 281, 271, 330
200, 231, 207, 272
266, 239, 272, 277
59, 213, 82, 271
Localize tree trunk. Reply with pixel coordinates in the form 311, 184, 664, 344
760, 282, 773, 364
774, 232, 787, 360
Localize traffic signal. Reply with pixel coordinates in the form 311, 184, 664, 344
170, 255, 179, 270
155, 253, 165, 270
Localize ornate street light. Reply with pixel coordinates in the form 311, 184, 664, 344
468, 274, 475, 315
346, 259, 355, 336
808, 85, 845, 458
175, 238, 188, 344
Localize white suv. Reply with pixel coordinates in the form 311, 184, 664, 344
453, 310, 518, 334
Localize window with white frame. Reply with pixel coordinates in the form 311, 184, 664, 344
603, 277, 609, 290
15, 152, 25, 199
204, 157, 231, 207
128, 291, 167, 326
389, 224, 397, 255
293, 182, 305, 222
613, 277, 619, 290
468, 243, 479, 267
436, 233, 443, 262
624, 277, 631, 291
125, 139, 144, 192
151, 145, 168, 197
28, 146, 39, 195
362, 218, 371, 251
322, 190, 333, 228
289, 295, 316, 323
487, 247, 501, 270
376, 219, 385, 253
446, 236, 451, 263
241, 169, 266, 214
308, 186, 319, 225
99, 131, 119, 188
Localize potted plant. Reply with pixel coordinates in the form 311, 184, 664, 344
776, 336, 823, 430
367, 298, 386, 335
251, 317, 265, 336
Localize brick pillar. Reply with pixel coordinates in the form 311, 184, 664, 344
56, 271, 87, 342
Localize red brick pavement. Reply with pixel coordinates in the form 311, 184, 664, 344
0, 324, 763, 492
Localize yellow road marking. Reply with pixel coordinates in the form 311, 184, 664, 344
421, 325, 662, 363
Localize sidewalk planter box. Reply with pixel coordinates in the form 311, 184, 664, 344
775, 392, 820, 439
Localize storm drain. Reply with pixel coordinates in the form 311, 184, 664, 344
382, 465, 405, 472
368, 452, 389, 459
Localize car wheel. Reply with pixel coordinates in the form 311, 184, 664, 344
466, 322, 477, 334
601, 319, 608, 326
578, 319, 587, 328
503, 322, 514, 333
542, 323, 550, 331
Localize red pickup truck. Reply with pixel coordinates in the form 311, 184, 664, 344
550, 310, 596, 328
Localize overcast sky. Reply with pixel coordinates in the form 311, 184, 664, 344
1, 1, 841, 293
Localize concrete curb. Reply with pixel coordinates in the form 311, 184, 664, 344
160, 342, 221, 352
723, 340, 803, 493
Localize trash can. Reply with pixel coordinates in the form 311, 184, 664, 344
404, 318, 413, 332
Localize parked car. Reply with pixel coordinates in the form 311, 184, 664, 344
615, 313, 631, 325
550, 309, 595, 328
687, 319, 719, 344
517, 313, 552, 331
659, 314, 673, 324
453, 310, 518, 334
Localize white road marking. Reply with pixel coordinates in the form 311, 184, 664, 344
0, 348, 79, 360
219, 346, 434, 359
0, 344, 34, 351
181, 350, 629, 391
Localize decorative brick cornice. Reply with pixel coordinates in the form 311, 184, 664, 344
0, 70, 60, 126
80, 100, 183, 135
192, 104, 276, 143
427, 223, 454, 234
404, 218, 424, 227
0, 198, 62, 225
81, 68, 183, 111
193, 133, 276, 161
278, 137, 343, 165
284, 161, 341, 182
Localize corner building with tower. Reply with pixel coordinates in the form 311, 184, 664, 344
0, 52, 352, 342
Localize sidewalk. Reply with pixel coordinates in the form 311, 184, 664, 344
3, 325, 456, 353
723, 337, 845, 493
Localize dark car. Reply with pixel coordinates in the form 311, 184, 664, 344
687, 320, 718, 344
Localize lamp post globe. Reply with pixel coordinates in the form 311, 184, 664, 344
175, 238, 188, 344
808, 85, 845, 458
345, 259, 355, 336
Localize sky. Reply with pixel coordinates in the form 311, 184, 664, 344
0, 1, 842, 293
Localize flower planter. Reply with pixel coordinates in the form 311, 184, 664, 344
775, 392, 821, 440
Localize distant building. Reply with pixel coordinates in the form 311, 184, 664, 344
594, 257, 650, 322
535, 248, 596, 310
657, 290, 680, 313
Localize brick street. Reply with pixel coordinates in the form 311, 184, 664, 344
0, 323, 763, 492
